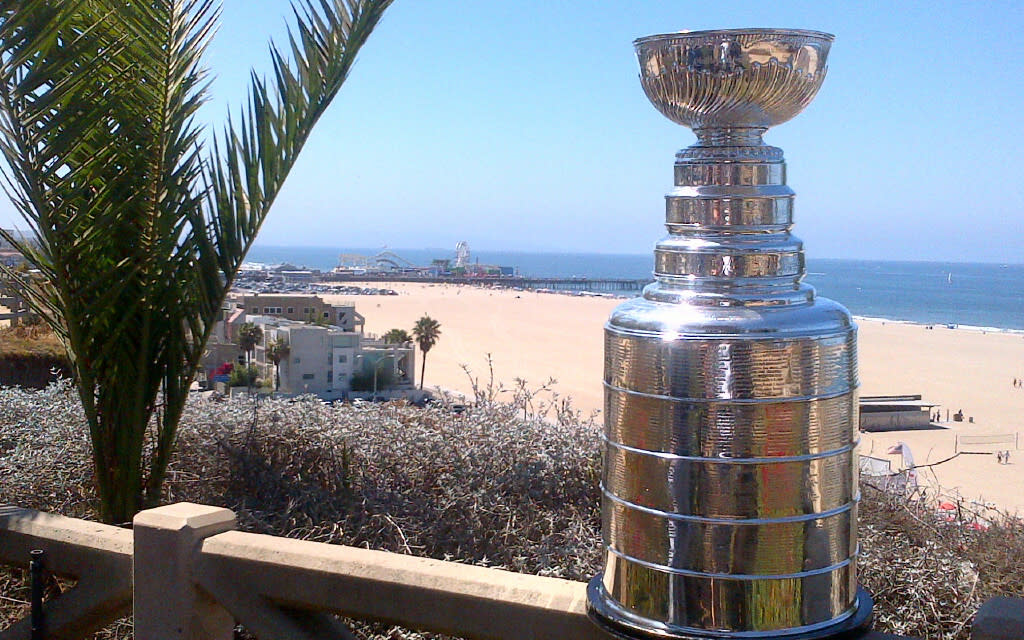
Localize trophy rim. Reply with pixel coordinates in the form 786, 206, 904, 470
633, 28, 835, 47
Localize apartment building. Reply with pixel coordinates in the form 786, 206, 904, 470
251, 317, 414, 401
235, 293, 364, 332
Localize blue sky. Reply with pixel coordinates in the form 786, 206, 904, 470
2, 1, 1022, 262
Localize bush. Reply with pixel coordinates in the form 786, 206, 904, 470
228, 364, 259, 388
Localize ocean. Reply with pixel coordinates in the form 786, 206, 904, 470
247, 245, 1024, 332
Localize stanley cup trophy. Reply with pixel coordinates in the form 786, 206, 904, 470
587, 30, 873, 639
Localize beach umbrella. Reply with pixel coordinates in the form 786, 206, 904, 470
936, 501, 958, 523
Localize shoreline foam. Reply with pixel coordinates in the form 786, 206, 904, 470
852, 315, 1024, 336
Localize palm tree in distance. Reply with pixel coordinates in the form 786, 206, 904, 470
383, 328, 412, 344
238, 323, 263, 366
412, 315, 441, 390
265, 338, 290, 391
0, 0, 392, 523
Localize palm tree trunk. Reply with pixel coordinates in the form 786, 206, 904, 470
419, 353, 427, 390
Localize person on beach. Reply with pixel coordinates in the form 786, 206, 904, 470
998, 451, 1004, 464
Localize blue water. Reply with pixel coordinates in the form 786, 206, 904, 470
248, 245, 1024, 331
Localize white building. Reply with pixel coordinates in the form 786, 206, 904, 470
251, 317, 415, 401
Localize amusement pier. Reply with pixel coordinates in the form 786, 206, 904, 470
244, 242, 652, 294
321, 272, 648, 293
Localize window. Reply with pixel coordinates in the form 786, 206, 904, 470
293, 357, 300, 364
302, 373, 314, 380
251, 307, 258, 313
263, 307, 271, 313
287, 307, 294, 314
338, 355, 347, 363
326, 371, 333, 382
323, 311, 329, 318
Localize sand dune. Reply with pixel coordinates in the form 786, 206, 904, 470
326, 283, 1024, 513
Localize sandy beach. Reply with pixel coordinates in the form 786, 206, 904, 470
325, 283, 1024, 514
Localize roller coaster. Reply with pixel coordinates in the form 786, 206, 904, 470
336, 250, 418, 273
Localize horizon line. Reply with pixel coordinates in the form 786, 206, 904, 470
249, 244, 1024, 267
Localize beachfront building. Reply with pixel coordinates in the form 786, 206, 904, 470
859, 395, 938, 431
248, 317, 415, 401
355, 336, 417, 395
203, 297, 416, 400
254, 320, 358, 399
199, 305, 250, 380
234, 293, 364, 331
279, 270, 317, 284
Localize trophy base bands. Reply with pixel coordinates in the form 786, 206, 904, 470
587, 577, 875, 640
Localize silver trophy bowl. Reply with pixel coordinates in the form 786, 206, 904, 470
635, 29, 832, 142
588, 29, 872, 639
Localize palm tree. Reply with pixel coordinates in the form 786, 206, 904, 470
0, 0, 392, 523
412, 315, 441, 390
265, 337, 290, 391
238, 323, 263, 366
383, 328, 411, 344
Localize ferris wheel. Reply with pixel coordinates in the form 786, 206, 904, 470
454, 241, 471, 268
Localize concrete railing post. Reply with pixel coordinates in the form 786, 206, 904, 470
133, 503, 236, 640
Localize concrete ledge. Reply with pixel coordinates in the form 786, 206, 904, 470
198, 530, 606, 640
0, 506, 132, 640
0, 504, 920, 640
0, 506, 132, 573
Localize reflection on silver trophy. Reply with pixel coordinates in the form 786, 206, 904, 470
588, 29, 874, 638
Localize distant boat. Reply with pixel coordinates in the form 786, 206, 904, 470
947, 272, 952, 284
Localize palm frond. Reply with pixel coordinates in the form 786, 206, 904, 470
0, 0, 392, 522
0, 0, 221, 521
205, 0, 391, 278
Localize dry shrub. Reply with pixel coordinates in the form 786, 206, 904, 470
0, 322, 65, 357
859, 483, 1024, 639
168, 392, 602, 580
2, 380, 1024, 639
